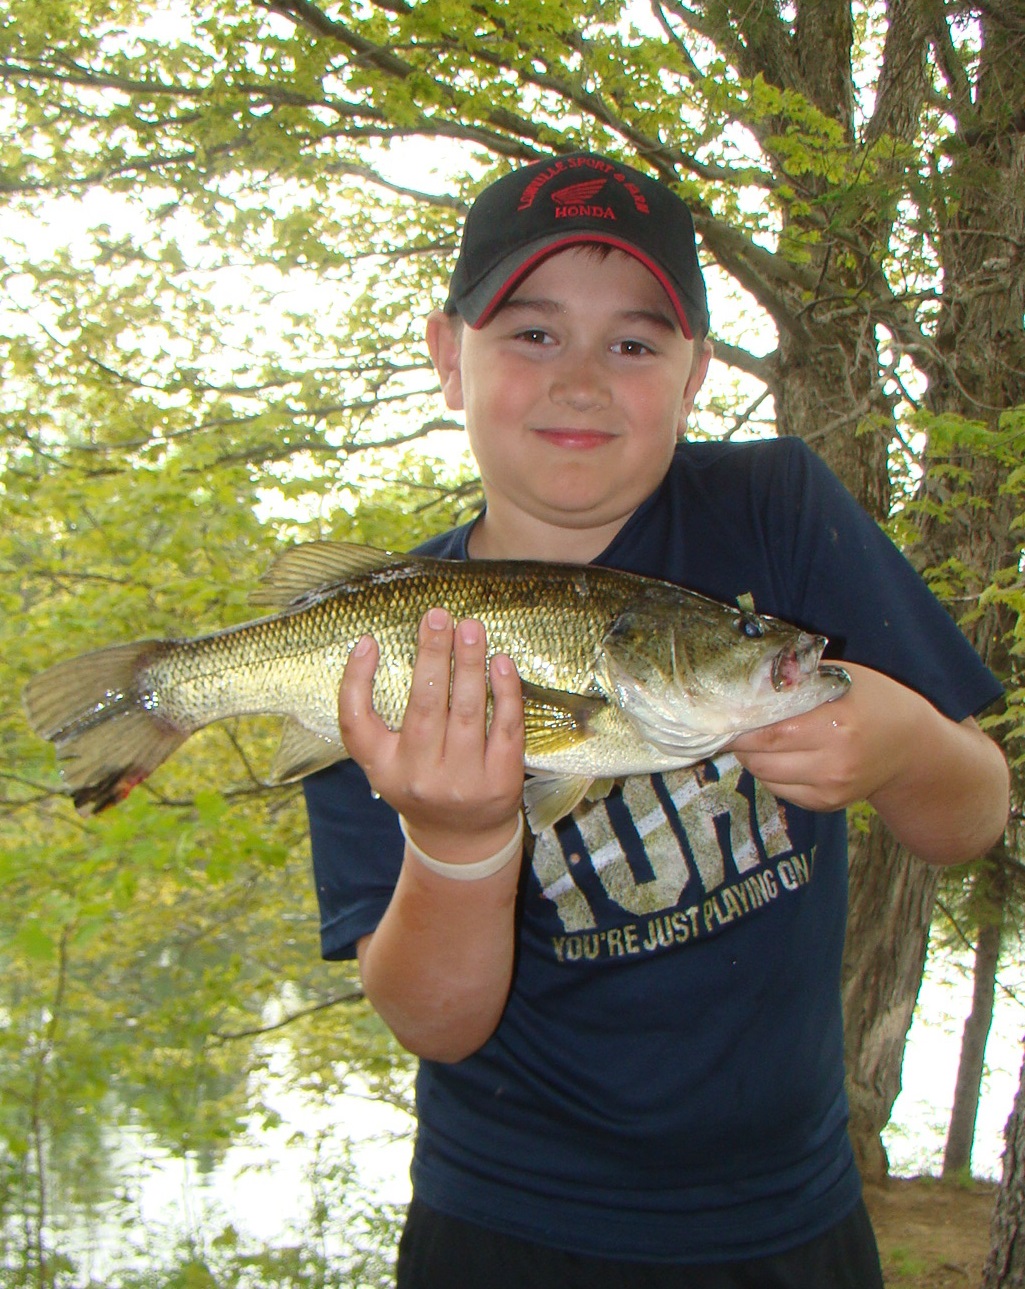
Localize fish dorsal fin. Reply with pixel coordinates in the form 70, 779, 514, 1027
252, 541, 403, 610
269, 718, 348, 784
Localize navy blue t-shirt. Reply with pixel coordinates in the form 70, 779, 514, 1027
304, 438, 1002, 1262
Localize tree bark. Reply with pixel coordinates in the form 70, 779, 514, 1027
844, 0, 1024, 1184
841, 823, 939, 1180
923, 7, 1024, 1270
942, 873, 1004, 1178
983, 1044, 1025, 1287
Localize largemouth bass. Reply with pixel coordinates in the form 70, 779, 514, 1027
23, 541, 849, 832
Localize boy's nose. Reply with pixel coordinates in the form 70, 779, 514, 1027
549, 354, 611, 411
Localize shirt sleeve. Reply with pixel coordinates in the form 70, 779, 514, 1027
771, 438, 1004, 722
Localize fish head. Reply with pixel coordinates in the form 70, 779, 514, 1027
601, 592, 850, 760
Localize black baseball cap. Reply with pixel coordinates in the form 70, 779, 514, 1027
444, 152, 709, 340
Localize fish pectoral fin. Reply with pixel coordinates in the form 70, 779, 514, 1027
251, 541, 404, 610
269, 719, 349, 784
522, 773, 596, 834
520, 681, 605, 756
585, 776, 618, 803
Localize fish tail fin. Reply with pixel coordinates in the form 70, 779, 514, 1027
23, 641, 189, 815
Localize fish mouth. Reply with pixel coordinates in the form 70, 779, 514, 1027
818, 663, 852, 691
771, 633, 827, 691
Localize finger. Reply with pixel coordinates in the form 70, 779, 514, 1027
338, 634, 391, 765
734, 733, 860, 811
731, 700, 846, 755
445, 618, 490, 753
486, 652, 525, 774
401, 607, 456, 750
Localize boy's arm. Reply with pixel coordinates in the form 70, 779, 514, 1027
729, 663, 1009, 865
339, 608, 527, 1063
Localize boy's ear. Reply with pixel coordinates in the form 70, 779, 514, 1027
426, 310, 465, 411
677, 338, 713, 431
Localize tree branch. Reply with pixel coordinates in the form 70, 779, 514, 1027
211, 990, 366, 1042
710, 338, 775, 383
928, 6, 977, 124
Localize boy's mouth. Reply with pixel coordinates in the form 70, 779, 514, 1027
534, 428, 615, 450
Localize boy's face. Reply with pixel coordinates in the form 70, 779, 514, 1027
427, 246, 711, 558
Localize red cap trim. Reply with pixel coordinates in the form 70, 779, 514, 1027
471, 234, 694, 339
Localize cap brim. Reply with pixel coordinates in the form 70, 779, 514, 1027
451, 233, 697, 339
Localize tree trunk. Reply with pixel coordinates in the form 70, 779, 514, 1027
983, 1044, 1025, 1287
738, 2, 946, 1178
706, 0, 1025, 1189
942, 905, 1003, 1178
841, 821, 939, 1180
924, 6, 1024, 1274
772, 327, 893, 522
842, 0, 1025, 1193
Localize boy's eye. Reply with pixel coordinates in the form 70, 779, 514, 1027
612, 339, 654, 356
515, 327, 552, 345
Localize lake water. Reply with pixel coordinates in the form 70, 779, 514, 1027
884, 947, 1023, 1179
62, 944, 1023, 1280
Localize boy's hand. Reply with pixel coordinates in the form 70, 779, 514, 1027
338, 607, 526, 863
729, 662, 1008, 864
728, 663, 917, 813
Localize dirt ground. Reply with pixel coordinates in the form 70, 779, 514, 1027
864, 1176, 999, 1287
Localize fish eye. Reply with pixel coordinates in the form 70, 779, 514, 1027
735, 614, 765, 640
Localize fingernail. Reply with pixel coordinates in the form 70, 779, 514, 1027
458, 619, 481, 645
427, 607, 449, 631
352, 635, 373, 657
491, 653, 512, 676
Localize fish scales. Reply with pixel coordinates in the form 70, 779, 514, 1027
151, 562, 618, 737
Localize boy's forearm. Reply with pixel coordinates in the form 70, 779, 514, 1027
357, 848, 521, 1062
868, 712, 1009, 866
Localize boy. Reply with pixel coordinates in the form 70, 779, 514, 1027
304, 152, 1008, 1287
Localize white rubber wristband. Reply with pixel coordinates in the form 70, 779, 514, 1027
399, 813, 525, 881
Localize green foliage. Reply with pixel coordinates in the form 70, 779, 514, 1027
0, 448, 424, 1276
1, 0, 1024, 1276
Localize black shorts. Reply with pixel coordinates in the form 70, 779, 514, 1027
395, 1195, 884, 1289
